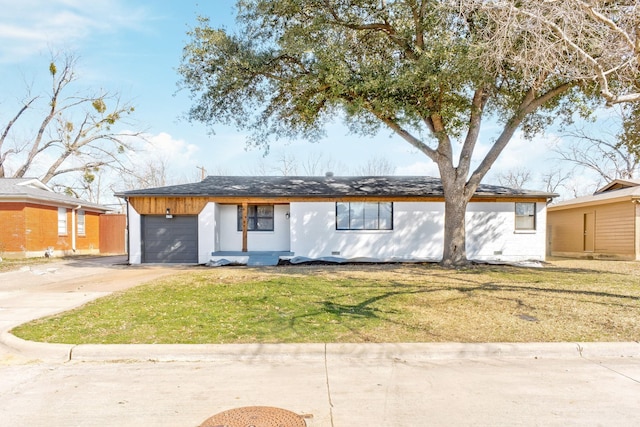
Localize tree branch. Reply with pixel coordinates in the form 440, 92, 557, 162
457, 86, 489, 179
469, 81, 575, 188
373, 113, 437, 160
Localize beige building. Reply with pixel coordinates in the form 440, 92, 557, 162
548, 179, 640, 260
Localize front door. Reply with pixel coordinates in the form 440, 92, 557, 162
583, 212, 595, 252
219, 204, 290, 252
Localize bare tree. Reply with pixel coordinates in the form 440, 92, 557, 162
465, 0, 640, 106
353, 156, 397, 176
209, 165, 230, 176
122, 157, 169, 190
271, 151, 298, 176
540, 169, 573, 195
555, 129, 639, 183
0, 53, 143, 197
618, 103, 640, 163
300, 152, 345, 176
52, 166, 105, 203
247, 151, 348, 176
497, 168, 533, 189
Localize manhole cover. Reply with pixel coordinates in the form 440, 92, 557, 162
199, 406, 307, 427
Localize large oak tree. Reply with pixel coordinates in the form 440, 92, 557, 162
179, 0, 639, 266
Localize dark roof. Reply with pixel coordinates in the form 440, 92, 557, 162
0, 178, 113, 212
117, 176, 556, 199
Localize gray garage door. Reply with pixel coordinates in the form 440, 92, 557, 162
142, 215, 198, 263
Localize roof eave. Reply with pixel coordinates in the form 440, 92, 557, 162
118, 192, 555, 200
0, 194, 112, 212
549, 195, 638, 211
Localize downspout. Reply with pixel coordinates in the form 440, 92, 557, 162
125, 198, 131, 264
72, 204, 82, 252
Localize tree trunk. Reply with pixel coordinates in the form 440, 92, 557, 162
440, 191, 470, 267
438, 160, 475, 267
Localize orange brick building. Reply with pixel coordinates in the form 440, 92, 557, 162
0, 178, 117, 258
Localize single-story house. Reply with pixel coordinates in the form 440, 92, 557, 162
548, 178, 640, 260
0, 178, 120, 258
117, 175, 556, 265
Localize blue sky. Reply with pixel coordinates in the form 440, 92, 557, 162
0, 0, 612, 200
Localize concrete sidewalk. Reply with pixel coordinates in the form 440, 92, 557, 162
0, 257, 639, 426
1, 342, 639, 426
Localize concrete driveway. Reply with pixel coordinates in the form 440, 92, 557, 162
0, 256, 186, 345
0, 256, 639, 426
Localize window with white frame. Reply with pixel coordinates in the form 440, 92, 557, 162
515, 202, 536, 231
237, 205, 274, 231
77, 210, 86, 236
336, 202, 393, 230
58, 208, 68, 235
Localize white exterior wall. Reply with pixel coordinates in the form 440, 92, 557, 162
198, 203, 218, 263
128, 199, 548, 263
290, 201, 548, 261
218, 204, 291, 251
466, 202, 547, 261
290, 202, 445, 260
128, 203, 142, 264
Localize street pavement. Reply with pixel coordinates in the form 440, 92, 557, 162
0, 257, 638, 426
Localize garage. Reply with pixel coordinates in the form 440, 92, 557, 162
141, 215, 198, 263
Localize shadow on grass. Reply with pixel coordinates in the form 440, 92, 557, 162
266, 261, 637, 278
284, 277, 640, 336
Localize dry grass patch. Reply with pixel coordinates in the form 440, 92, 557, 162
11, 260, 640, 344
0, 257, 52, 273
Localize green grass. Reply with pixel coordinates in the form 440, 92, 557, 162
11, 262, 640, 344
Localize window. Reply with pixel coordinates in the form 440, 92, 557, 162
336, 202, 393, 230
515, 202, 536, 230
77, 210, 86, 236
58, 208, 68, 235
237, 205, 274, 231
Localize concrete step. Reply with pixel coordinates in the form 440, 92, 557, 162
247, 255, 280, 266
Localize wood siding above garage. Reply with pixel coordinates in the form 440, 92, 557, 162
129, 197, 209, 215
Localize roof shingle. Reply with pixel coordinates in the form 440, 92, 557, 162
0, 178, 113, 211
117, 176, 556, 199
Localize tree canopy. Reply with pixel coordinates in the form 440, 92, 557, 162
179, 0, 640, 266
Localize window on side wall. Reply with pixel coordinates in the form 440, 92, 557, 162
77, 210, 86, 236
336, 202, 393, 230
515, 202, 536, 231
237, 205, 274, 231
58, 207, 68, 235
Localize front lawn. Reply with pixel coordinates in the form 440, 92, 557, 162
11, 260, 640, 344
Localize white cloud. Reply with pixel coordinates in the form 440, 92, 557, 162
0, 0, 148, 63
131, 132, 199, 168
